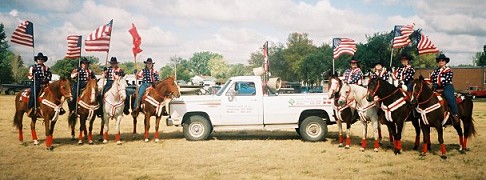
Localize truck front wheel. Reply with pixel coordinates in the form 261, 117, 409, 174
183, 115, 212, 141
299, 116, 327, 142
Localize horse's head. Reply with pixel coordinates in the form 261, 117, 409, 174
59, 77, 73, 101
327, 72, 341, 99
366, 77, 380, 102
410, 76, 427, 105
158, 76, 181, 98
85, 79, 98, 103
337, 82, 352, 106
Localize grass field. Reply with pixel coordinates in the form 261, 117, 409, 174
0, 95, 485, 179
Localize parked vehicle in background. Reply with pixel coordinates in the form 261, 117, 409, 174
0, 80, 31, 95
461, 86, 486, 98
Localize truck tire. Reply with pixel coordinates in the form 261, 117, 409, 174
7, 89, 15, 95
299, 116, 327, 142
183, 115, 212, 141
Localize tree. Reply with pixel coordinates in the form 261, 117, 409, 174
188, 51, 222, 75
207, 56, 228, 81
475, 45, 486, 67
283, 32, 317, 81
51, 56, 102, 80
10, 54, 28, 83
227, 63, 249, 77
300, 44, 333, 86
0, 23, 14, 83
119, 62, 143, 74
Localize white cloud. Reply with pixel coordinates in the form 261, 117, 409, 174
9, 9, 18, 17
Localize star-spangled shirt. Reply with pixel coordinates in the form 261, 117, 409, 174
28, 64, 52, 84
71, 68, 96, 81
393, 65, 415, 85
103, 67, 125, 81
372, 68, 389, 81
343, 68, 363, 85
136, 68, 159, 83
430, 66, 453, 87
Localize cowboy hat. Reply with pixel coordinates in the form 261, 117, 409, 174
144, 58, 154, 64
34, 52, 48, 62
80, 57, 89, 64
349, 56, 359, 63
400, 54, 412, 61
436, 54, 450, 63
109, 57, 119, 64
373, 61, 384, 67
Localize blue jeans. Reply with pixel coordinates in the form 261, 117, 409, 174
103, 80, 114, 95
28, 80, 41, 109
443, 84, 459, 115
69, 81, 87, 111
133, 83, 150, 109
406, 81, 413, 92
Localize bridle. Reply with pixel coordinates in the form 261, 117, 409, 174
412, 81, 435, 105
368, 79, 400, 103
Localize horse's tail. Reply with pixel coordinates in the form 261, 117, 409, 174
13, 93, 23, 129
461, 97, 477, 138
68, 111, 77, 128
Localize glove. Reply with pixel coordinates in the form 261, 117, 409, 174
432, 83, 438, 91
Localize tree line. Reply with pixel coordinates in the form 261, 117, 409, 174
2, 23, 486, 85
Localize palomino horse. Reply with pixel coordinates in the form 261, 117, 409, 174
337, 83, 382, 152
68, 79, 99, 145
13, 78, 72, 150
131, 77, 181, 142
328, 74, 360, 149
366, 78, 421, 155
410, 77, 476, 159
102, 76, 127, 144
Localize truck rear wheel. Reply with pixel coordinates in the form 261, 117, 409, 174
299, 116, 327, 142
7, 89, 15, 95
183, 115, 212, 141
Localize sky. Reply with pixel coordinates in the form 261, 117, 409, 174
1, 0, 485, 69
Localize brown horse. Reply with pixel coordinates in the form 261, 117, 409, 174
68, 79, 99, 145
410, 77, 476, 159
13, 78, 72, 150
131, 77, 181, 142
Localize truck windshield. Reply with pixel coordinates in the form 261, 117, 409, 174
216, 79, 232, 96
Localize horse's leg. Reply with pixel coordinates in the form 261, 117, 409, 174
14, 110, 25, 144
437, 126, 447, 159
88, 115, 95, 145
393, 121, 405, 155
345, 122, 351, 149
371, 117, 380, 152
78, 114, 87, 145
115, 114, 122, 145
154, 116, 161, 143
30, 117, 39, 145
132, 112, 138, 135
144, 112, 151, 142
411, 116, 421, 150
420, 123, 431, 157
43, 116, 54, 150
102, 114, 109, 144
337, 119, 344, 148
99, 116, 105, 142
359, 120, 367, 152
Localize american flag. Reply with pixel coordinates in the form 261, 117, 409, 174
417, 34, 439, 55
332, 38, 357, 59
10, 21, 34, 47
392, 24, 414, 48
65, 35, 82, 59
263, 41, 269, 72
85, 19, 113, 52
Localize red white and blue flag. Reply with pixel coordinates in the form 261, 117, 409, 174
392, 24, 414, 48
417, 33, 439, 55
333, 38, 357, 59
65, 35, 82, 59
10, 20, 34, 47
85, 19, 113, 52
263, 41, 269, 72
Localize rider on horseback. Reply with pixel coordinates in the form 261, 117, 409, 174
343, 57, 363, 86
28, 52, 52, 117
102, 57, 125, 94
132, 58, 159, 112
430, 54, 461, 124
69, 57, 96, 113
392, 54, 415, 92
371, 61, 389, 81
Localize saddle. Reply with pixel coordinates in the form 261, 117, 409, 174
434, 90, 463, 105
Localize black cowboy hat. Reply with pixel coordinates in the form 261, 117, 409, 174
34, 52, 48, 62
109, 57, 119, 64
436, 54, 450, 63
349, 56, 359, 63
400, 54, 412, 61
80, 57, 89, 64
373, 61, 384, 67
144, 58, 154, 64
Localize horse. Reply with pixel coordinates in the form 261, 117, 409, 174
366, 78, 421, 155
337, 82, 382, 152
102, 76, 127, 144
131, 77, 181, 142
13, 78, 72, 150
328, 73, 361, 149
410, 76, 476, 158
68, 79, 99, 145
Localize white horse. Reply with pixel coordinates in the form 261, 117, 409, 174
337, 83, 382, 152
102, 76, 127, 144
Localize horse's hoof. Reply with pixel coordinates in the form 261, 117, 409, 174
345, 145, 350, 149
46, 146, 54, 151
394, 149, 401, 155
459, 149, 466, 154
441, 155, 447, 160
413, 146, 418, 150
88, 140, 94, 145
465, 148, 471, 151
420, 153, 427, 157
78, 140, 83, 145
71, 136, 75, 141
154, 139, 160, 143
359, 148, 365, 152
338, 144, 344, 148
116, 141, 122, 145
33, 140, 39, 145
103, 140, 108, 144
19, 141, 24, 145
144, 139, 149, 143
373, 148, 379, 152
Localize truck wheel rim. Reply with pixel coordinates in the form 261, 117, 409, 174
306, 123, 321, 138
189, 122, 204, 137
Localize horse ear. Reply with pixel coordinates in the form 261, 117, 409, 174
419, 75, 424, 81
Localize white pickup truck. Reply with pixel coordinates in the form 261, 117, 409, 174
168, 76, 335, 141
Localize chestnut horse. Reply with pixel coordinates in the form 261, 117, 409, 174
410, 77, 476, 159
131, 77, 180, 142
328, 74, 360, 149
68, 79, 99, 145
366, 78, 421, 155
102, 76, 127, 144
13, 78, 72, 150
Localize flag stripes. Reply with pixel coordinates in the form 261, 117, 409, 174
85, 20, 112, 52
417, 34, 439, 55
65, 35, 82, 59
333, 38, 357, 59
11, 21, 34, 47
263, 41, 269, 72
392, 24, 414, 48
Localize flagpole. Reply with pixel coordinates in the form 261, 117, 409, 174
32, 42, 36, 113
74, 36, 82, 116
101, 19, 114, 98
389, 48, 394, 68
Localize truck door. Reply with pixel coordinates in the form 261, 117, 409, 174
221, 81, 263, 125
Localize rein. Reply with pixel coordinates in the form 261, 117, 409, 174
413, 81, 435, 105
38, 80, 71, 122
